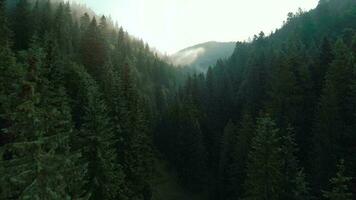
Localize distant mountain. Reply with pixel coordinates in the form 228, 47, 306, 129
171, 41, 236, 72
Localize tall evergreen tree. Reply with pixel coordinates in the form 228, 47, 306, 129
313, 37, 334, 96
323, 160, 353, 200
312, 39, 354, 191
118, 62, 156, 198
217, 120, 237, 200
12, 0, 32, 50
0, 0, 9, 45
279, 127, 303, 200
218, 114, 255, 200
294, 169, 311, 200
0, 39, 85, 199
78, 70, 126, 200
53, 3, 74, 55
244, 116, 283, 200
80, 17, 107, 77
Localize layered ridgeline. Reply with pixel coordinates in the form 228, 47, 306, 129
157, 0, 356, 199
0, 0, 184, 199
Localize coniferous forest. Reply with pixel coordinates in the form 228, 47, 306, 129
0, 0, 355, 199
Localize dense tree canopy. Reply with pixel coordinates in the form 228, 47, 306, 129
0, 0, 182, 199
157, 0, 356, 199
0, 0, 355, 199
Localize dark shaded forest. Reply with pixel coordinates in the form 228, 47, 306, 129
0, 0, 355, 200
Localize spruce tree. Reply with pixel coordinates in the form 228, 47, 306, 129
279, 127, 303, 200
323, 160, 352, 200
39, 0, 53, 36
118, 62, 156, 198
12, 0, 32, 50
217, 120, 236, 200
79, 72, 126, 200
312, 37, 334, 96
0, 0, 9, 45
267, 53, 299, 128
80, 17, 107, 78
0, 39, 85, 199
294, 169, 311, 200
0, 34, 23, 157
312, 39, 354, 191
244, 116, 283, 200
219, 114, 255, 200
53, 3, 74, 55
80, 13, 90, 33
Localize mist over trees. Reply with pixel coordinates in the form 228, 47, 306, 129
0, 0, 355, 199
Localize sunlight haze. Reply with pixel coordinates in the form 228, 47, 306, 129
72, 0, 319, 54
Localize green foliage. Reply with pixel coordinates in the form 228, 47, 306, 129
323, 160, 353, 200
312, 39, 355, 190
1, 0, 356, 199
11, 0, 32, 50
1, 0, 181, 198
159, 1, 356, 198
157, 96, 208, 191
294, 169, 311, 200
217, 115, 255, 200
0, 0, 9, 45
69, 64, 126, 200
0, 39, 86, 199
244, 116, 283, 200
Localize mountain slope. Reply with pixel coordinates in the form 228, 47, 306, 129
0, 0, 184, 199
171, 41, 235, 72
157, 0, 356, 199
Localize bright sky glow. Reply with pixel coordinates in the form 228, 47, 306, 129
72, 0, 319, 54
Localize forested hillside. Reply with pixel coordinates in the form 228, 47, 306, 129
0, 0, 355, 200
156, 0, 356, 199
0, 0, 183, 199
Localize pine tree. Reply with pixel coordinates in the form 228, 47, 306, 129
123, 103, 155, 198
39, 0, 53, 36
178, 100, 207, 190
279, 127, 302, 200
348, 37, 356, 179
80, 13, 90, 33
0, 39, 85, 199
99, 15, 110, 47
53, 3, 74, 55
117, 62, 156, 198
0, 0, 22, 140
217, 120, 236, 200
80, 17, 107, 78
323, 160, 352, 200
244, 116, 282, 200
0, 34, 23, 154
312, 37, 334, 96
78, 72, 126, 200
294, 169, 311, 200
267, 53, 299, 128
218, 114, 255, 200
312, 39, 354, 191
115, 27, 127, 63
0, 0, 9, 45
12, 0, 33, 50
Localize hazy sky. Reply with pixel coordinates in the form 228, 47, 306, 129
72, 0, 319, 54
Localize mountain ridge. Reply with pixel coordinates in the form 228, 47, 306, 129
170, 41, 236, 72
